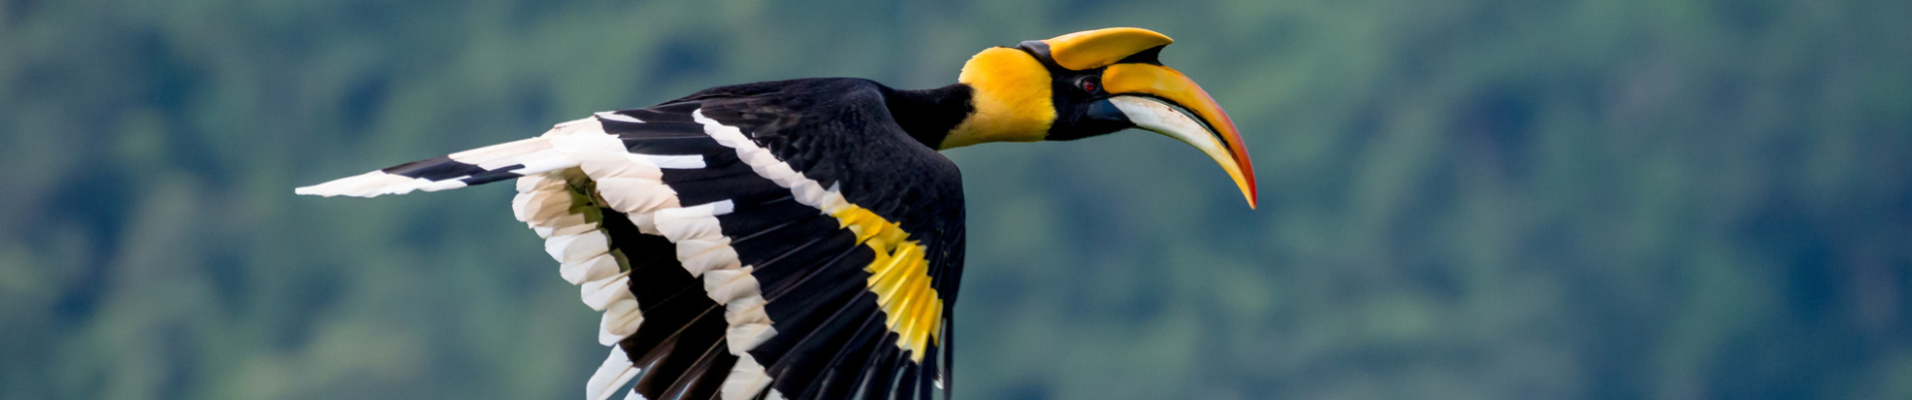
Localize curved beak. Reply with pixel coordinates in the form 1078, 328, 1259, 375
1099, 64, 1258, 208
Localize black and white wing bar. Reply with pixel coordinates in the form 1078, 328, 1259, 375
298, 105, 950, 400
301, 112, 779, 400
294, 112, 702, 198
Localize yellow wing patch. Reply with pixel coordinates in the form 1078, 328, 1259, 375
833, 205, 944, 363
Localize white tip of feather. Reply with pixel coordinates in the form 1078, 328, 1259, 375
513, 153, 584, 176
418, 178, 469, 192
626, 213, 660, 235
447, 137, 553, 164
792, 182, 831, 208
697, 112, 752, 147
709, 199, 735, 216
511, 191, 540, 221
654, 205, 725, 241
620, 388, 649, 400
514, 173, 550, 192
654, 202, 741, 277
646, 154, 708, 170
545, 231, 610, 264
723, 296, 769, 326
587, 348, 640, 400
595, 111, 644, 124
536, 212, 591, 234
709, 131, 750, 148
740, 150, 780, 170
761, 164, 803, 187
701, 267, 759, 304
595, 177, 677, 214
599, 297, 643, 346
676, 240, 740, 277
514, 187, 575, 225
763, 389, 786, 400
748, 160, 801, 188
581, 275, 633, 311
562, 253, 623, 285
580, 152, 665, 180
549, 219, 598, 237
725, 322, 776, 354
295, 171, 430, 198
718, 356, 773, 400
549, 132, 624, 154
817, 183, 849, 213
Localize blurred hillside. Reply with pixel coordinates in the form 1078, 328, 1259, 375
2, 0, 1909, 399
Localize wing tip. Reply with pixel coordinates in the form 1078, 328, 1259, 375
294, 170, 428, 198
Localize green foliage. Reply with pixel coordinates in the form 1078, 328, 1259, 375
2, 0, 1908, 399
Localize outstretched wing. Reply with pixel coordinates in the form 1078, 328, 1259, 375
298, 79, 964, 400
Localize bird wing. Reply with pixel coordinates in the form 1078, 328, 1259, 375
298, 79, 963, 400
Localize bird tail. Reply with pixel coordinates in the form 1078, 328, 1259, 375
296, 118, 625, 197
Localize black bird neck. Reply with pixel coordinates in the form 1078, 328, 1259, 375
882, 83, 974, 150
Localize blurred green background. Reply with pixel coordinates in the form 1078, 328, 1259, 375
4, 0, 1910, 399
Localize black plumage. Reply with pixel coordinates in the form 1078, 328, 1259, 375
661, 79, 964, 400
507, 78, 965, 400
298, 27, 1254, 400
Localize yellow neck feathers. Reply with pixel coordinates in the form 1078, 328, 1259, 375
940, 48, 1055, 149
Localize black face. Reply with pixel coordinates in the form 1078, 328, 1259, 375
1014, 41, 1155, 141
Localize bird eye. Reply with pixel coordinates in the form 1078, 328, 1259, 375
1076, 77, 1100, 93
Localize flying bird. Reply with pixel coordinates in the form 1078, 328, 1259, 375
297, 27, 1255, 400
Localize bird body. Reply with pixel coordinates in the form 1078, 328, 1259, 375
298, 28, 1253, 400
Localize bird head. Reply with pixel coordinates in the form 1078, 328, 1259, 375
942, 27, 1257, 208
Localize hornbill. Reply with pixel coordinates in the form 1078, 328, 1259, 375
298, 27, 1255, 400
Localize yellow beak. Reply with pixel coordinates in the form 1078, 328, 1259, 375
1101, 64, 1258, 208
